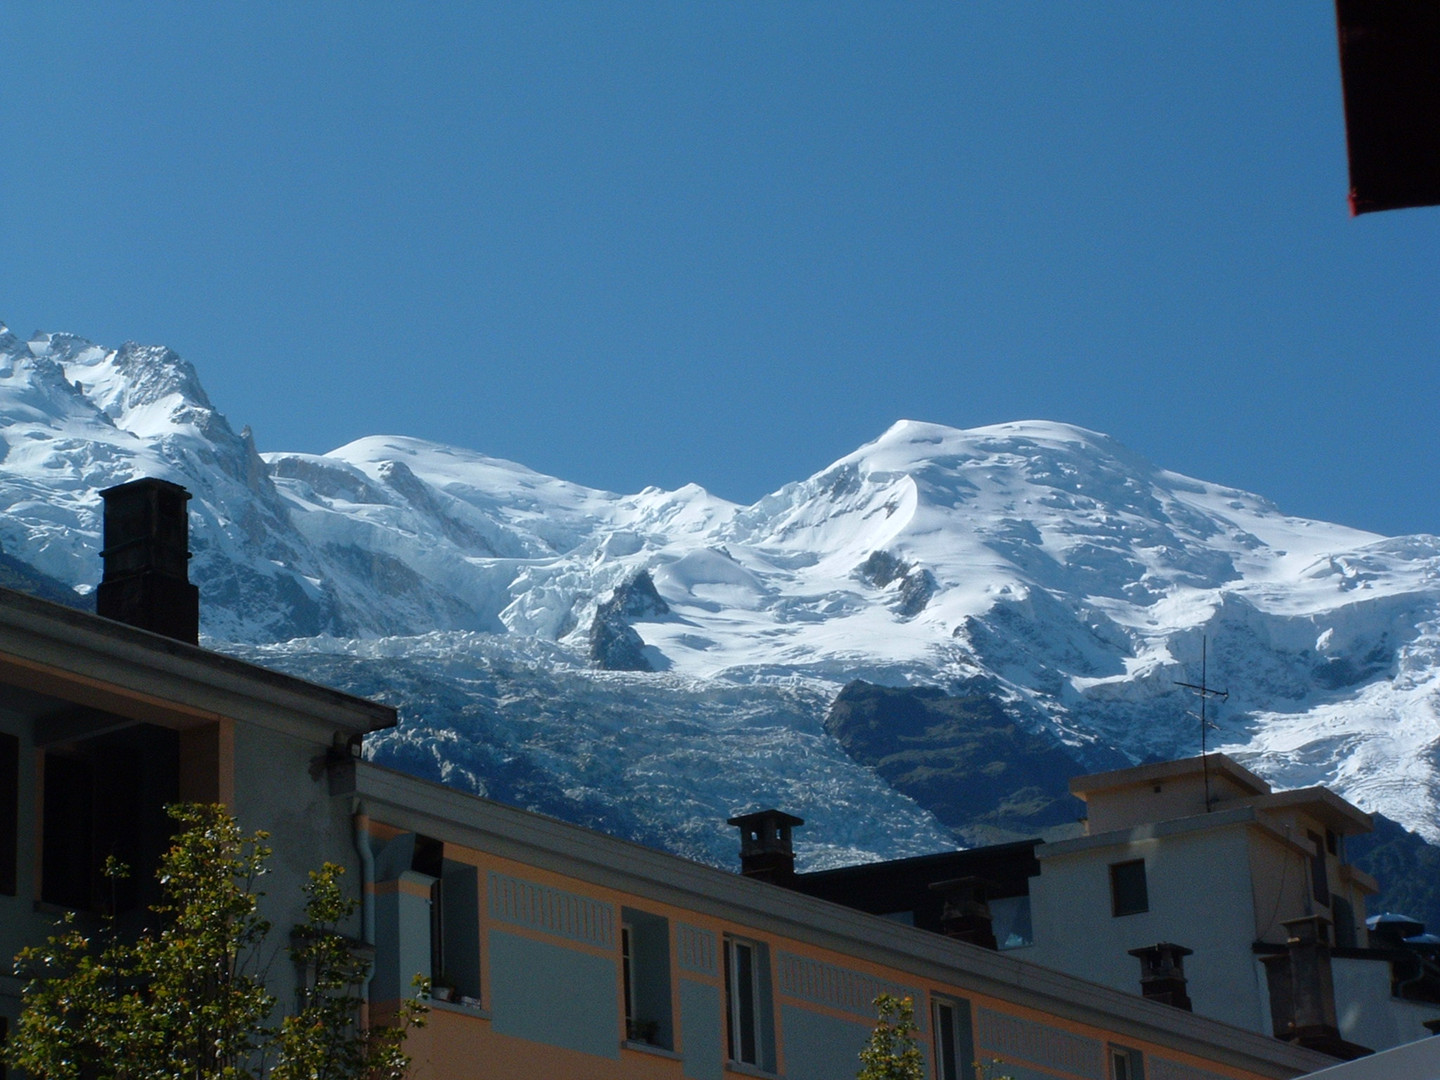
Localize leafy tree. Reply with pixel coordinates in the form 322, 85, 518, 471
857, 993, 924, 1080
274, 864, 426, 1080
8, 804, 425, 1080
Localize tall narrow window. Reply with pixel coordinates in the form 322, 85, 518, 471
724, 936, 772, 1069
41, 752, 93, 909
932, 997, 974, 1080
621, 908, 672, 1048
1110, 860, 1148, 917
621, 925, 636, 1033
0, 732, 18, 897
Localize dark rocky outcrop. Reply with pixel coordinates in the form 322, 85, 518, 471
824, 679, 1127, 844
857, 550, 907, 587
897, 567, 936, 617
587, 571, 668, 671
604, 569, 670, 619
589, 609, 652, 671
858, 551, 936, 617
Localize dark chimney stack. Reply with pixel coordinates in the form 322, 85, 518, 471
96, 478, 200, 645
728, 809, 804, 884
930, 876, 1000, 949
1259, 916, 1370, 1059
1128, 942, 1194, 1011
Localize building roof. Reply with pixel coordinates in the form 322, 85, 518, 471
0, 585, 395, 740
1070, 753, 1271, 800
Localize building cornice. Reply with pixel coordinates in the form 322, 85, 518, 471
0, 586, 395, 740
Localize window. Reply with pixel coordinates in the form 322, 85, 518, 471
1333, 895, 1358, 948
1109, 1044, 1145, 1080
1110, 860, 1148, 917
402, 836, 481, 1005
40, 724, 178, 913
0, 732, 17, 897
932, 997, 974, 1080
725, 936, 774, 1071
990, 895, 1033, 949
620, 908, 672, 1048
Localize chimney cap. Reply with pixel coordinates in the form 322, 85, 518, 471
727, 808, 805, 829
99, 476, 193, 500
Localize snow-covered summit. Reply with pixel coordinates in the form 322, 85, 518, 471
3, 327, 1440, 853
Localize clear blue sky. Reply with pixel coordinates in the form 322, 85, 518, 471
3, 3, 1437, 536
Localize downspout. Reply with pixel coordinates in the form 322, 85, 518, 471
353, 803, 376, 1016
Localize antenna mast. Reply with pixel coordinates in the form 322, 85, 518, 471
1175, 637, 1229, 811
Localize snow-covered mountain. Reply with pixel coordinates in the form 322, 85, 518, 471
4, 324, 1440, 867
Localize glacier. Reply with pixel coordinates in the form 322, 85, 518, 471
3, 322, 1440, 868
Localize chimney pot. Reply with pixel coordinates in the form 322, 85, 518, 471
1128, 942, 1194, 1010
929, 876, 1001, 949
727, 809, 804, 884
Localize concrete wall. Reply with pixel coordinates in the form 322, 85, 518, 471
489, 928, 620, 1058
1332, 956, 1438, 1051
0, 700, 38, 1039
778, 1005, 872, 1080
1027, 824, 1267, 1032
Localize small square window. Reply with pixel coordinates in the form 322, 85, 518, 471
1110, 860, 1148, 917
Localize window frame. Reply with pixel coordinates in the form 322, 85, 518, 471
621, 923, 636, 1034
0, 732, 17, 897
724, 936, 767, 1069
1109, 1043, 1145, 1080
1109, 859, 1149, 917
932, 996, 974, 1080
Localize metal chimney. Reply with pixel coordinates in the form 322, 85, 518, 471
96, 478, 200, 644
1128, 942, 1194, 1011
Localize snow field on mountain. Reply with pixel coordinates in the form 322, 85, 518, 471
6, 326, 1440, 847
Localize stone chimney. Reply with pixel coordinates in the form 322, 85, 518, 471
930, 876, 1000, 949
96, 478, 200, 645
1128, 942, 1194, 1010
728, 809, 804, 884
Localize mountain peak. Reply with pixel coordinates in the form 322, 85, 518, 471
2, 326, 1439, 849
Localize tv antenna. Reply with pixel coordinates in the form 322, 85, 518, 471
1175, 636, 1228, 811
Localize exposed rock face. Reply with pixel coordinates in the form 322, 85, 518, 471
857, 551, 935, 617
857, 550, 906, 587
897, 567, 935, 617
824, 679, 1127, 844
589, 610, 652, 671
0, 544, 89, 610
587, 571, 667, 670
605, 569, 670, 619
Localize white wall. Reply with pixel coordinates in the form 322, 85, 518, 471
1025, 824, 1267, 1033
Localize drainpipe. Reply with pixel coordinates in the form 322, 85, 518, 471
354, 804, 376, 1015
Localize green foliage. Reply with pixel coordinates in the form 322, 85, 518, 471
974, 1059, 1015, 1080
857, 993, 924, 1080
274, 865, 427, 1080
8, 804, 425, 1080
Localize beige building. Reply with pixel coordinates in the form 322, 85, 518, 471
1021, 755, 1436, 1053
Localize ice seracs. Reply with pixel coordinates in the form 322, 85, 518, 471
3, 326, 1440, 856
